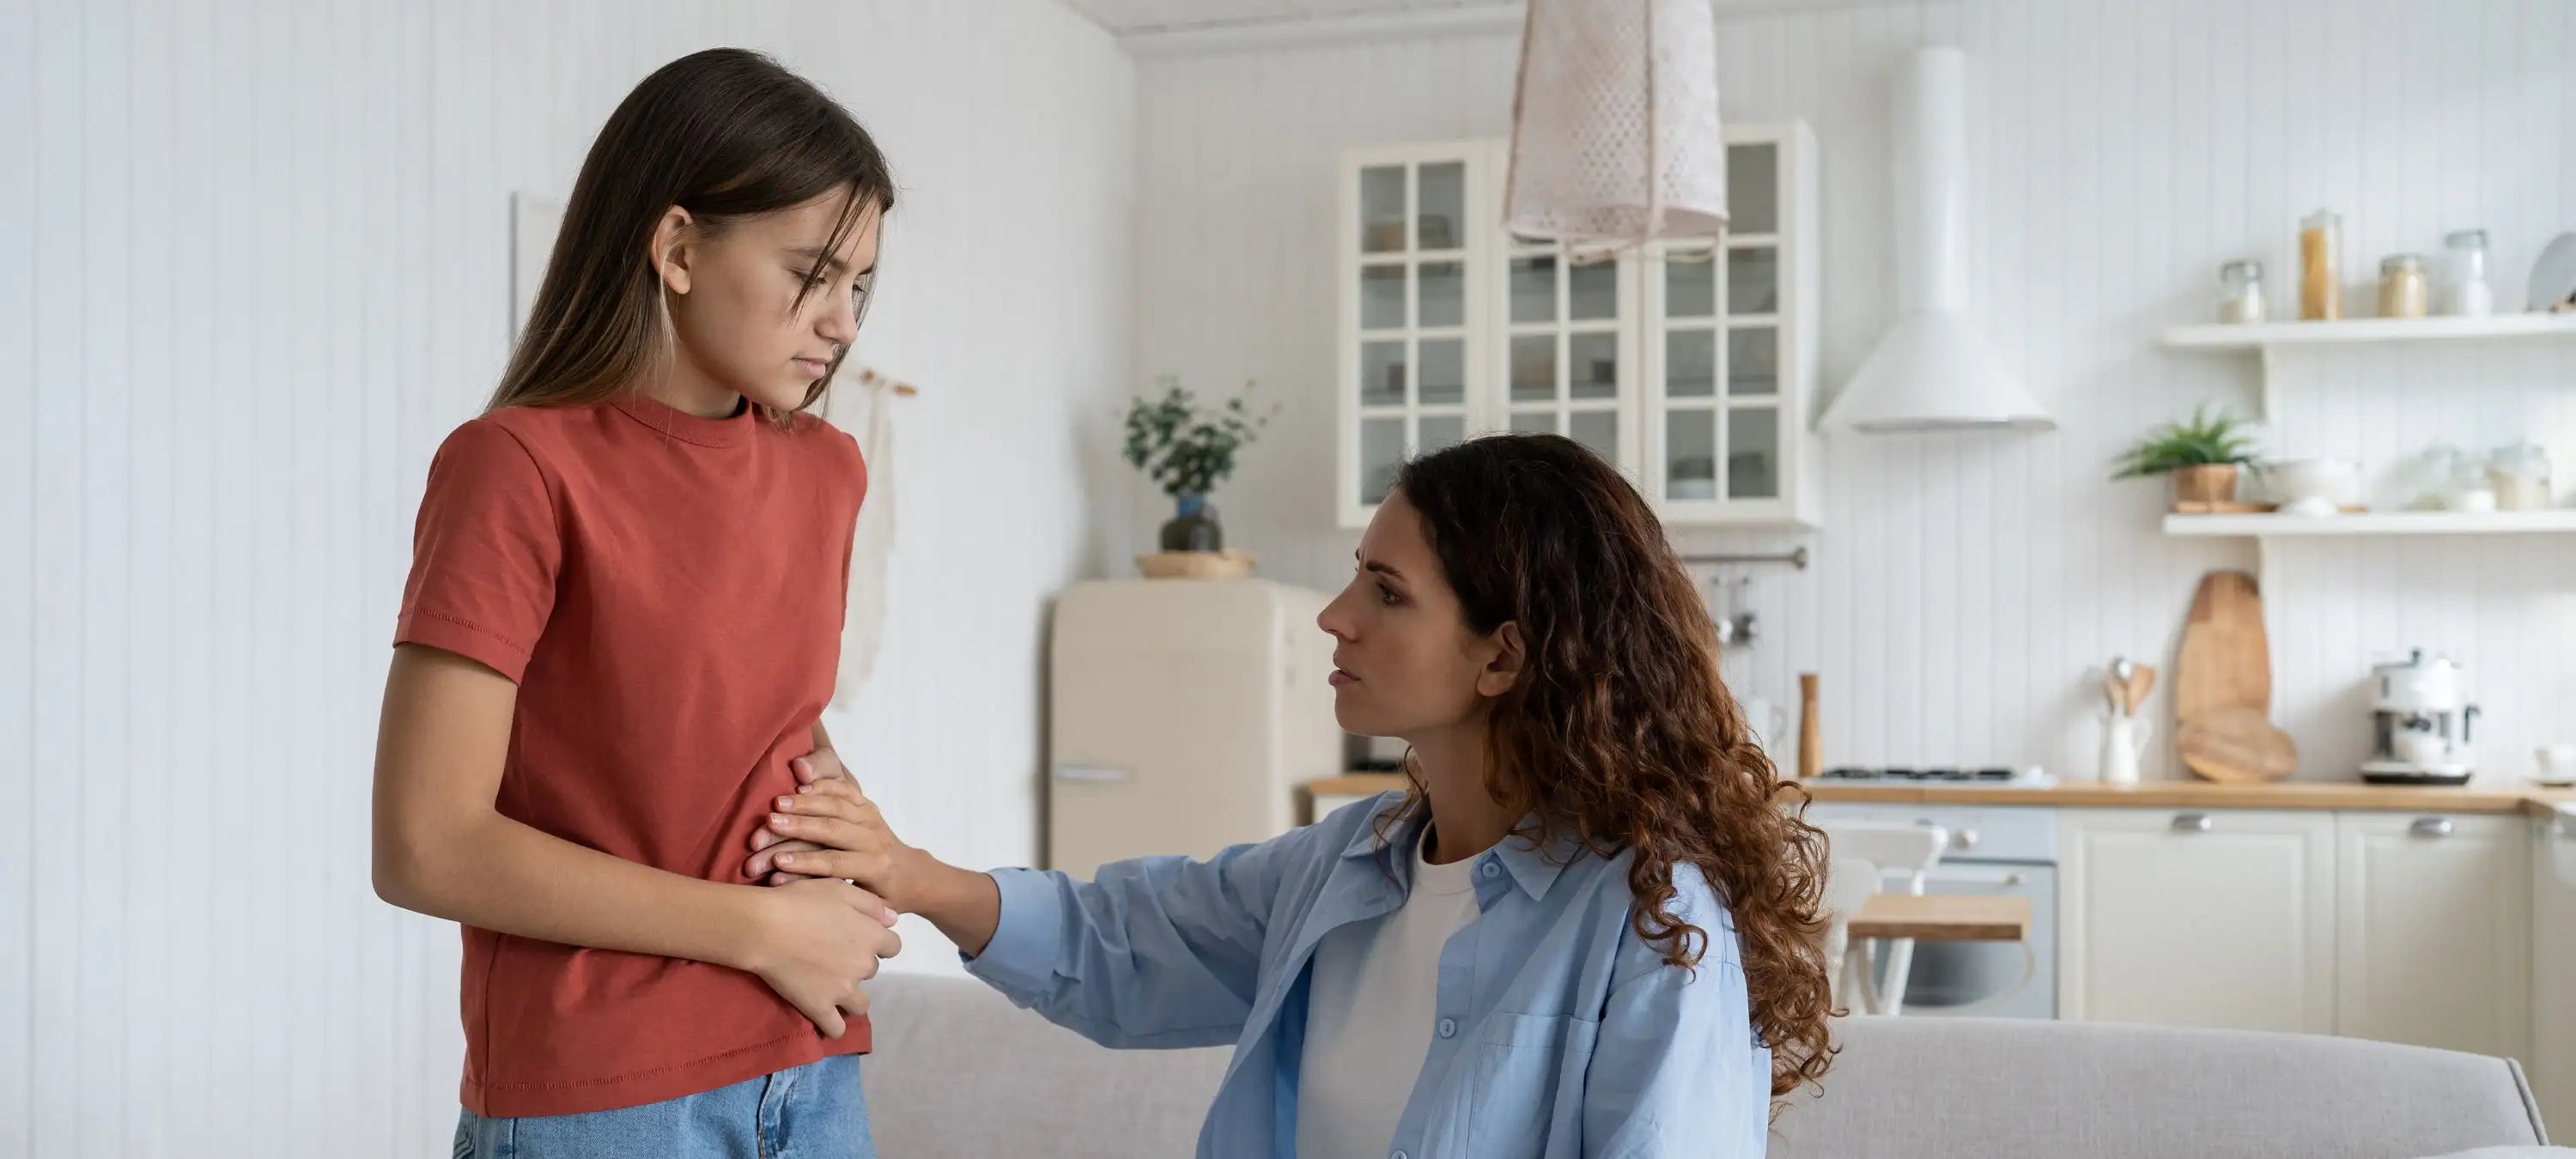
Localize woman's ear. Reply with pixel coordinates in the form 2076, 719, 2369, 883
1475, 622, 1526, 699
648, 206, 696, 294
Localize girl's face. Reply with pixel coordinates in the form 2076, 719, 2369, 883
653, 190, 880, 415
1316, 491, 1522, 742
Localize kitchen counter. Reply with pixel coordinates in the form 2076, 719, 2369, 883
1307, 774, 2576, 819
1789, 779, 2576, 819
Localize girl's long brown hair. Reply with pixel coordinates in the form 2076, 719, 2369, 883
1388, 433, 1835, 1105
491, 48, 894, 422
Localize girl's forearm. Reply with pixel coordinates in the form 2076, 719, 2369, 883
377, 810, 775, 973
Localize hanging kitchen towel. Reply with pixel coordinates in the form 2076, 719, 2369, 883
832, 370, 897, 708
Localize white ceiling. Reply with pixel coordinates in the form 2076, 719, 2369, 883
1062, 0, 1868, 38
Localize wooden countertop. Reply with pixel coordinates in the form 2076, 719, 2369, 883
1309, 773, 2576, 819
1848, 894, 2029, 942
1307, 774, 1411, 798
1788, 780, 2576, 818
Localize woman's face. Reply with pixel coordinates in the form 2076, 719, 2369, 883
655, 190, 880, 415
1316, 490, 1520, 741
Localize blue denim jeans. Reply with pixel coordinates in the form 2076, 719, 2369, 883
453, 1053, 872, 1158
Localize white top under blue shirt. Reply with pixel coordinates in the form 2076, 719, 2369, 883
959, 792, 1771, 1158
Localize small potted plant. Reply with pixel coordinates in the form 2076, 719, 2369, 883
2114, 404, 2260, 508
1122, 376, 1279, 571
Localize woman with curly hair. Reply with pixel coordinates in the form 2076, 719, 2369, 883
749, 432, 1836, 1156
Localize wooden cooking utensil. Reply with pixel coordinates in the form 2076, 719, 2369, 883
1797, 673, 1821, 780
2178, 707, 2299, 782
2122, 663, 2157, 716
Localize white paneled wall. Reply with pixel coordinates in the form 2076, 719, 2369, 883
4, 1, 1133, 1155
1133, 0, 2576, 786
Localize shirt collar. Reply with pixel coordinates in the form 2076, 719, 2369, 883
1340, 792, 1583, 901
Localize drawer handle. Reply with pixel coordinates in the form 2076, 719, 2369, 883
2409, 816, 2455, 839
2172, 813, 2215, 833
1053, 764, 1132, 783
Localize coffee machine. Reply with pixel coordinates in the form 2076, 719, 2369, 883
2360, 648, 2480, 786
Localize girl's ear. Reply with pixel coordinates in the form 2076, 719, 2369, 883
648, 206, 696, 294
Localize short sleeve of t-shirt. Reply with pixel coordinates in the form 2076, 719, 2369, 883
395, 418, 562, 683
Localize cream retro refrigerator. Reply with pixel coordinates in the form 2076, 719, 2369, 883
1046, 580, 1344, 877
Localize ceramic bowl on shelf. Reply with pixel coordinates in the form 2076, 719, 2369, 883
2256, 457, 2357, 505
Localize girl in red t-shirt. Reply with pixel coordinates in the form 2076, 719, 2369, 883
373, 47, 899, 1156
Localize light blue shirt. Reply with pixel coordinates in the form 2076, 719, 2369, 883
961, 792, 1770, 1158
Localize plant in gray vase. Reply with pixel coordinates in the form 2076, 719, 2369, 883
1121, 376, 1279, 552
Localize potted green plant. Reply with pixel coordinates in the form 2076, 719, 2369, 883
1121, 376, 1279, 555
2113, 404, 2260, 507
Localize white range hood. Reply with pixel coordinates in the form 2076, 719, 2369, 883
1820, 47, 2052, 434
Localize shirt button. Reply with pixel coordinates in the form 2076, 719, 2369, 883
1480, 861, 1501, 879
1437, 1017, 1457, 1038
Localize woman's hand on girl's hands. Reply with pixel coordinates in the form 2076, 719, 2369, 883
746, 750, 852, 884
746, 774, 924, 912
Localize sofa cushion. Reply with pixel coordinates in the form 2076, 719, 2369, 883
860, 971, 1226, 1158
1769, 1016, 2548, 1159
860, 974, 2548, 1158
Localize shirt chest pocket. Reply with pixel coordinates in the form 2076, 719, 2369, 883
1461, 1013, 1597, 1158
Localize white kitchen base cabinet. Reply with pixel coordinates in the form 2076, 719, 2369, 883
2335, 813, 2530, 1060
2057, 809, 2337, 1034
2527, 813, 2575, 1130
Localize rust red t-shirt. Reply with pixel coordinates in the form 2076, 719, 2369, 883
394, 394, 869, 1117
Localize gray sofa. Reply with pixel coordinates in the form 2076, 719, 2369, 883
860, 972, 2551, 1157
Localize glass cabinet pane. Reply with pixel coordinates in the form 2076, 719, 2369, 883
1361, 264, 1405, 330
1665, 253, 1716, 318
1665, 329, 1716, 397
1417, 162, 1464, 251
1665, 410, 1718, 500
1361, 166, 1406, 252
1727, 246, 1779, 315
1510, 335, 1556, 402
1360, 418, 1406, 503
1569, 259, 1617, 320
1418, 338, 1464, 406
1419, 415, 1466, 455
1568, 331, 1617, 400
1728, 407, 1780, 499
1569, 410, 1617, 464
1726, 143, 1777, 234
1726, 327, 1777, 396
1510, 410, 1556, 434
1419, 261, 1464, 328
1360, 340, 1406, 406
1510, 256, 1557, 324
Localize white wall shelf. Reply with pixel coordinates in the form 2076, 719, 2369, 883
2163, 510, 2576, 537
2164, 314, 2576, 350
2161, 313, 2576, 425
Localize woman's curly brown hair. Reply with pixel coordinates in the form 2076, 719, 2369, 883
1381, 433, 1835, 1105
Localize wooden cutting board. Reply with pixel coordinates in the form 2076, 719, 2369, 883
2175, 571, 2270, 721
2178, 707, 2300, 782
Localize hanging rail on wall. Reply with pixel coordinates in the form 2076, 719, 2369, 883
1679, 547, 1809, 571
